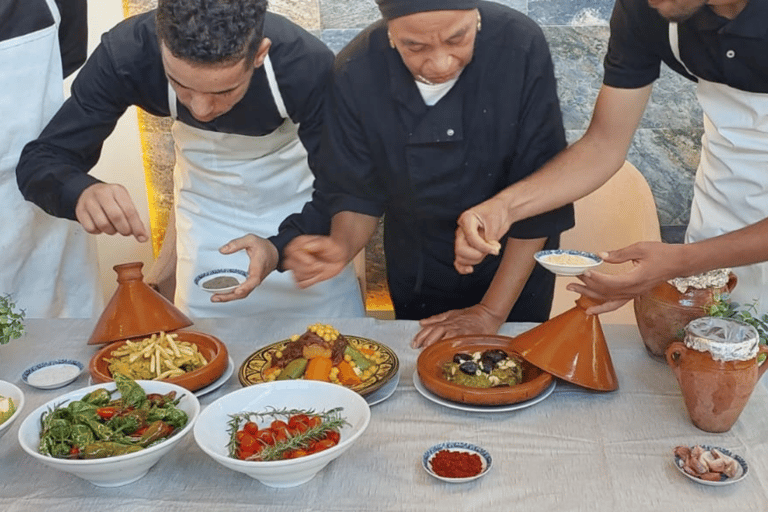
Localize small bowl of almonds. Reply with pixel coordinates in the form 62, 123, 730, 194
89, 330, 229, 392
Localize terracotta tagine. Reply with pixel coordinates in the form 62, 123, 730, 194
666, 317, 768, 433
88, 262, 193, 345
634, 270, 737, 358
509, 295, 618, 392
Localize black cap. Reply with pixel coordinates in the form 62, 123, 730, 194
376, 0, 480, 20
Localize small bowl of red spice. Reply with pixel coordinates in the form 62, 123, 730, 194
422, 441, 492, 483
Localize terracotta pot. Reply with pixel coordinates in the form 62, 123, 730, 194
634, 273, 737, 357
666, 342, 768, 433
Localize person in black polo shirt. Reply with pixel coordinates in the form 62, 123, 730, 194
16, 0, 365, 318
455, 0, 768, 314
283, 0, 574, 348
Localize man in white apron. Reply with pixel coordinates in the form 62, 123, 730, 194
452, 0, 768, 314
1, 0, 101, 318
16, 0, 364, 319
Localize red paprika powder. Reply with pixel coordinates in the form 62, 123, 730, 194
430, 449, 483, 478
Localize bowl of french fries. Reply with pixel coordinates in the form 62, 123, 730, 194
88, 330, 229, 392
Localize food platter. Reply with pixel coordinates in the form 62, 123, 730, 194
673, 445, 748, 486
238, 335, 399, 397
416, 335, 554, 406
365, 370, 400, 406
413, 371, 556, 413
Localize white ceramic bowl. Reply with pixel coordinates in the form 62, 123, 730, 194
0, 380, 24, 440
17, 380, 200, 487
534, 249, 602, 276
194, 269, 247, 293
194, 380, 371, 488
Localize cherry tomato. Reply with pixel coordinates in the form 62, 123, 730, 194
69, 446, 80, 458
237, 449, 254, 460
239, 433, 259, 453
235, 430, 249, 442
244, 421, 260, 436
285, 449, 308, 459
312, 439, 337, 453
324, 430, 340, 444
288, 414, 309, 429
132, 426, 149, 437
306, 415, 322, 429
96, 407, 118, 420
272, 428, 288, 443
256, 429, 276, 446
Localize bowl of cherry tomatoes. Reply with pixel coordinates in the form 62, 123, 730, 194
193, 380, 370, 487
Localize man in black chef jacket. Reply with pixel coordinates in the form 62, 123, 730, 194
16, 0, 365, 318
284, 0, 574, 347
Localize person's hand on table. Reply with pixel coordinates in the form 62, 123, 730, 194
567, 241, 682, 314
411, 304, 505, 349
454, 198, 508, 274
75, 183, 149, 242
212, 234, 278, 302
284, 235, 349, 288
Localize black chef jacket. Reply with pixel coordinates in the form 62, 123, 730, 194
604, 0, 768, 93
0, 0, 87, 78
315, 1, 574, 321
16, 10, 334, 255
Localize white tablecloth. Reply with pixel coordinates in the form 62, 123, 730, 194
1, 317, 767, 511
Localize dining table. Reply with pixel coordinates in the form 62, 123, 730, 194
1, 315, 767, 511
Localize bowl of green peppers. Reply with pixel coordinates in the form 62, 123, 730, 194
17, 374, 200, 487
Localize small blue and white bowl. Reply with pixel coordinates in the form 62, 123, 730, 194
674, 445, 748, 486
194, 269, 247, 293
22, 359, 83, 390
422, 441, 492, 483
534, 249, 602, 276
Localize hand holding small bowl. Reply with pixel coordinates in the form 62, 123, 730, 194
534, 249, 602, 276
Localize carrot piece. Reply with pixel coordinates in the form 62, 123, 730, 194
357, 346, 376, 356
336, 360, 362, 386
305, 356, 333, 382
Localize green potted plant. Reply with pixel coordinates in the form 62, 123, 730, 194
0, 294, 25, 345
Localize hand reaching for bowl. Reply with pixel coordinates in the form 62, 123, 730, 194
412, 304, 505, 349
283, 235, 349, 288
566, 241, 686, 314
212, 234, 278, 302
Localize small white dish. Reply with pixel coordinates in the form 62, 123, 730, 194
22, 360, 83, 390
0, 380, 24, 440
674, 445, 748, 486
194, 269, 247, 293
422, 441, 492, 483
534, 249, 602, 276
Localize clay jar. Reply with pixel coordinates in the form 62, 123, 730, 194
666, 317, 768, 433
634, 272, 736, 357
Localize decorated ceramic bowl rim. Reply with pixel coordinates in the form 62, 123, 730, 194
22, 359, 84, 389
673, 445, 748, 486
534, 249, 602, 276
422, 441, 492, 482
194, 269, 248, 292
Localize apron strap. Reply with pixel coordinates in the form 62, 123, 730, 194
263, 54, 288, 119
166, 53, 288, 120
668, 23, 696, 77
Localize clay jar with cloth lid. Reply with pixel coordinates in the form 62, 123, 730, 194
634, 269, 737, 358
666, 317, 768, 433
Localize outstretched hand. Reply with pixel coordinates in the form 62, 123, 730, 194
411, 304, 505, 349
566, 241, 682, 314
210, 234, 278, 303
75, 183, 149, 242
283, 235, 349, 288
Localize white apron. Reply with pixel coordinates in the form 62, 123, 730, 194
670, 24, 768, 311
0, 0, 101, 318
170, 55, 364, 318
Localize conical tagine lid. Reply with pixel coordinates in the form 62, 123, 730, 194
509, 295, 618, 391
88, 262, 193, 345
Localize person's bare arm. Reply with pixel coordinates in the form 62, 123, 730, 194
284, 211, 379, 288
454, 84, 653, 272
572, 218, 768, 313
412, 236, 546, 348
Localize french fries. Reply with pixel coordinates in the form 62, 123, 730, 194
106, 332, 208, 380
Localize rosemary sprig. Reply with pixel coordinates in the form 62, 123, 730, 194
226, 407, 348, 460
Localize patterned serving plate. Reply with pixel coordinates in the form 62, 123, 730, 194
238, 335, 399, 397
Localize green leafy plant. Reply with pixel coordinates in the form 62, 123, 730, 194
705, 294, 768, 362
0, 294, 25, 345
